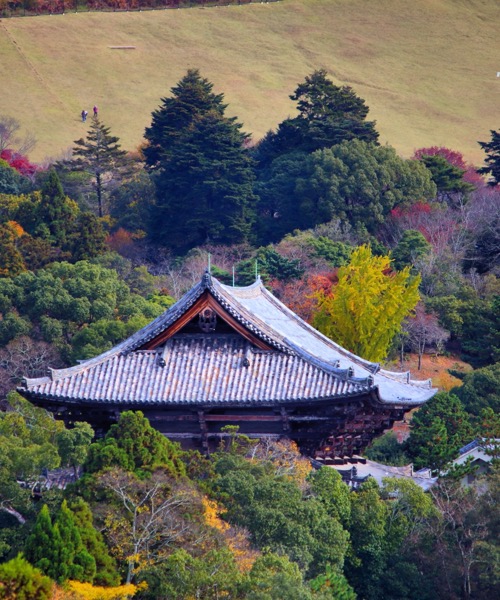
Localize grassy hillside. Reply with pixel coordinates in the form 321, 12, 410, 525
1, 0, 499, 164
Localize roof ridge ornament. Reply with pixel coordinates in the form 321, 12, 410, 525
201, 268, 212, 288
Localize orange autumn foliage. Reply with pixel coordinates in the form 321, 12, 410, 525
202, 497, 258, 573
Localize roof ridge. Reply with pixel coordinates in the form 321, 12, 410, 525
243, 280, 381, 375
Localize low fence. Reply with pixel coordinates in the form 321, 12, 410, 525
0, 0, 275, 18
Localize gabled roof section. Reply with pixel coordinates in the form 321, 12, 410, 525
21, 272, 436, 407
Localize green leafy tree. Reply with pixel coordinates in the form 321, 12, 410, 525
426, 293, 499, 367
308, 467, 351, 528
405, 392, 474, 471
309, 564, 356, 600
56, 421, 94, 477
364, 431, 410, 466
69, 116, 132, 217
213, 452, 349, 577
0, 393, 62, 485
313, 245, 421, 361
478, 128, 500, 185
138, 547, 242, 600
345, 478, 388, 600
0, 159, 24, 195
301, 141, 436, 233
392, 229, 431, 271
256, 140, 436, 240
451, 362, 500, 416
0, 260, 165, 362
246, 552, 316, 600
84, 410, 186, 478
0, 555, 52, 600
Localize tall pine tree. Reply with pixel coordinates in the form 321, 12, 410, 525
144, 68, 226, 172
478, 128, 500, 186
145, 71, 256, 252
254, 69, 379, 167
70, 117, 132, 217
25, 501, 97, 584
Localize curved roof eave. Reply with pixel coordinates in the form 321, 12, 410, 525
21, 273, 437, 407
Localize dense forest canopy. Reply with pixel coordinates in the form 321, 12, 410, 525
0, 65, 499, 599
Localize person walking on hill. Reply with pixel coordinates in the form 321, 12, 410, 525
93, 105, 98, 117
81, 109, 88, 122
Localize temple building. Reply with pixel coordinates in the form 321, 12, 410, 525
19, 272, 436, 456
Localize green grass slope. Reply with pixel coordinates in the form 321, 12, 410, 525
0, 0, 499, 164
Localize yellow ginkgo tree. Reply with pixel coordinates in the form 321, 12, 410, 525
312, 245, 420, 362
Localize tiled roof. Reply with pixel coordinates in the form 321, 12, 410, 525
24, 335, 368, 405
21, 273, 437, 407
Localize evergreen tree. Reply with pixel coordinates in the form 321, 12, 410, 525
55, 500, 95, 583
255, 69, 379, 166
478, 128, 500, 185
255, 140, 436, 242
25, 501, 97, 584
405, 392, 474, 471
25, 504, 59, 580
70, 116, 132, 217
144, 68, 226, 172
0, 555, 52, 600
146, 73, 256, 252
418, 154, 474, 201
68, 212, 107, 261
392, 229, 431, 271
56, 421, 94, 477
85, 410, 186, 478
37, 169, 78, 246
69, 498, 119, 586
0, 158, 24, 195
345, 478, 388, 600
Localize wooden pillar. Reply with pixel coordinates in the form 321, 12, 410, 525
197, 410, 209, 452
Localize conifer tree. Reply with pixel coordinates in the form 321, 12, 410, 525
145, 71, 256, 251
37, 169, 78, 246
254, 69, 379, 166
69, 498, 120, 586
25, 504, 59, 580
478, 128, 500, 185
144, 68, 226, 172
25, 501, 97, 584
71, 117, 132, 217
0, 555, 52, 600
85, 410, 186, 478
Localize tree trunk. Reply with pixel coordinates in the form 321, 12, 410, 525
96, 172, 103, 218
0, 504, 26, 524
